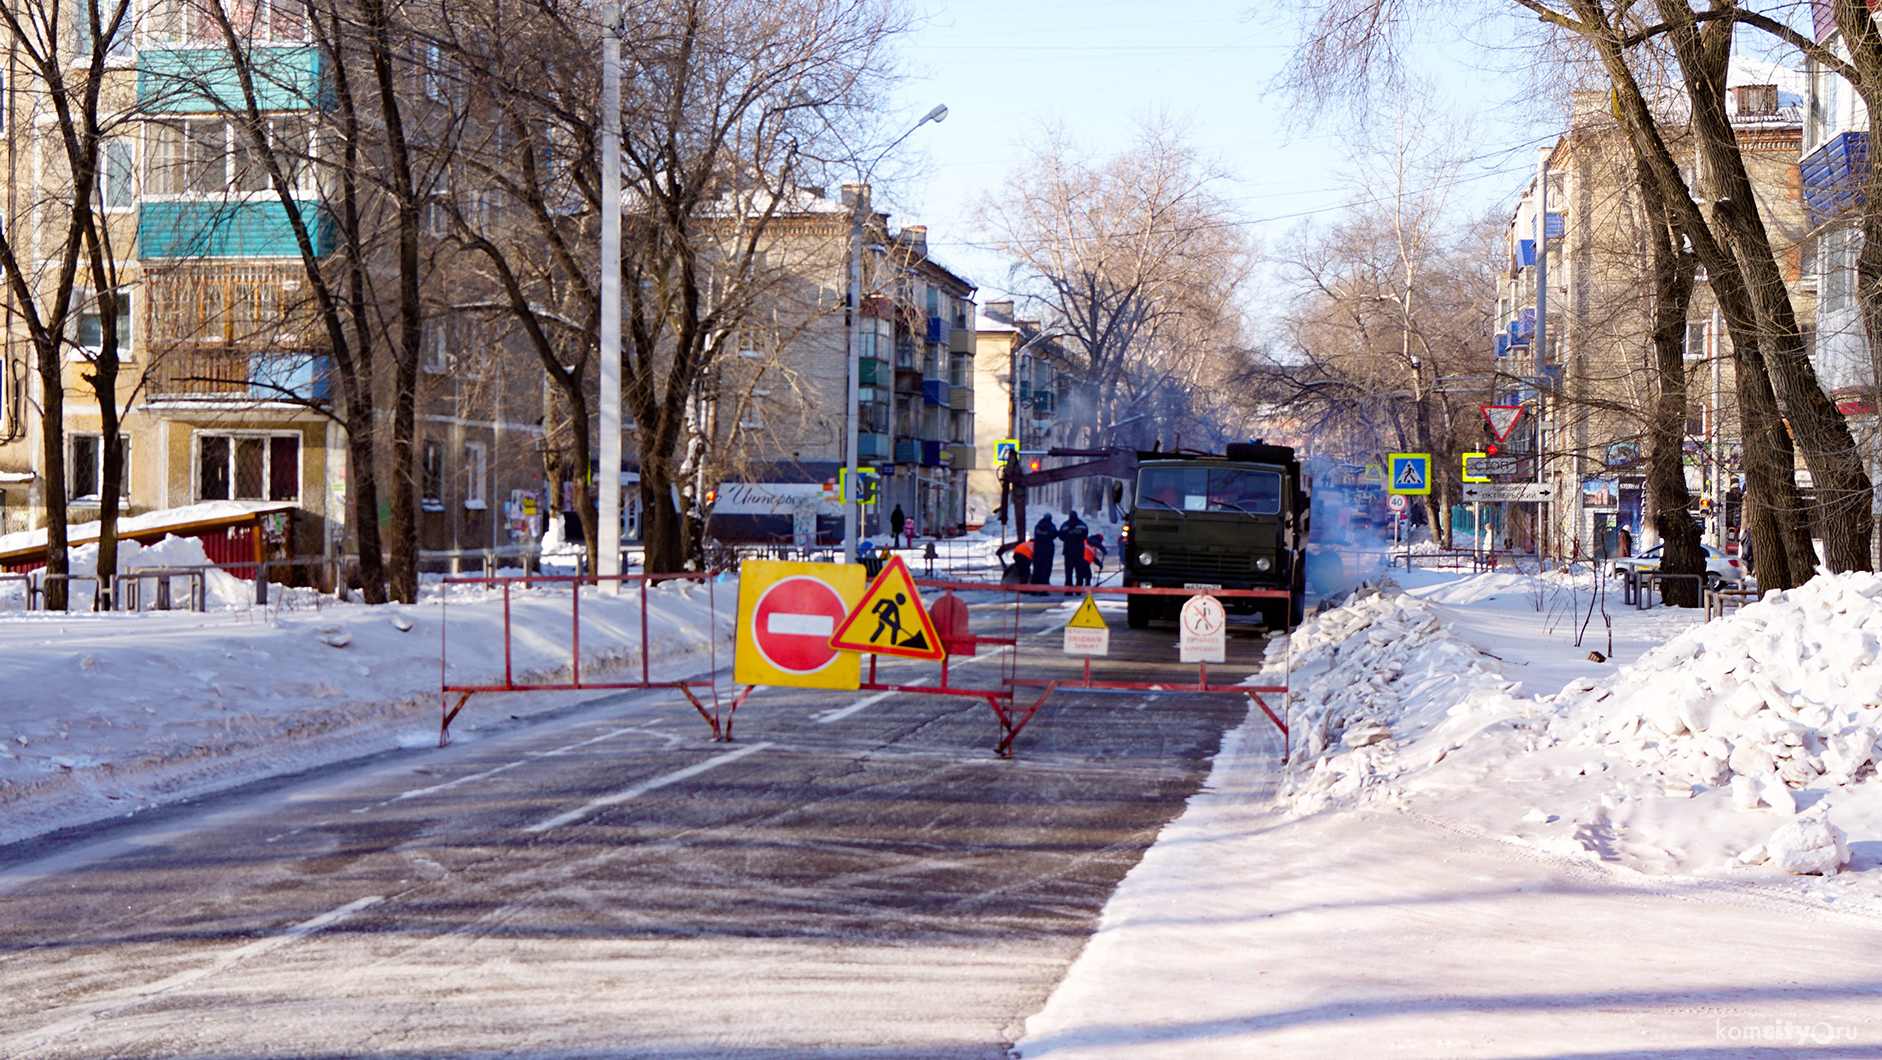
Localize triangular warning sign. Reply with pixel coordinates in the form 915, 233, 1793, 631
828, 555, 946, 660
1483, 404, 1525, 441
1067, 594, 1108, 630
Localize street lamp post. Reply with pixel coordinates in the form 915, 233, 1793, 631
596, 5, 625, 593
842, 104, 947, 563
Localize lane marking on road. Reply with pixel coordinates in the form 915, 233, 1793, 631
380, 721, 675, 809
524, 741, 774, 833
7, 895, 384, 1051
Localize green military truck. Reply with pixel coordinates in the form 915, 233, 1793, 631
1120, 442, 1310, 631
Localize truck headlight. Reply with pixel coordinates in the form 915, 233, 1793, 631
1256, 557, 1273, 572
1137, 551, 1155, 566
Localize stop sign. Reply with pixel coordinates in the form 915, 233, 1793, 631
751, 575, 851, 675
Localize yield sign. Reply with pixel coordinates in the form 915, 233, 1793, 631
1482, 404, 1526, 441
829, 555, 946, 660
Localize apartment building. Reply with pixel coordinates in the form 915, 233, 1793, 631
704, 184, 976, 544
1495, 65, 1807, 557
0, 6, 542, 569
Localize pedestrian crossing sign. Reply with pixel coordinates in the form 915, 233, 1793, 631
1388, 453, 1432, 495
829, 555, 947, 660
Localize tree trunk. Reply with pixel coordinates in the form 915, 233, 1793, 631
1664, 2, 1871, 574
1637, 154, 1703, 607
36, 340, 71, 611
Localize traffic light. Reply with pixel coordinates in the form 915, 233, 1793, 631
1027, 458, 1042, 473
1485, 442, 1499, 456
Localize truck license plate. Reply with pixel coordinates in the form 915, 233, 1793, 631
1184, 582, 1222, 590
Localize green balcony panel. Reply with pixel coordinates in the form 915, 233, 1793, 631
139, 200, 334, 259
139, 47, 325, 113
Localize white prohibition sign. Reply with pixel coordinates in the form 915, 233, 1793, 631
1179, 593, 1226, 664
1386, 493, 1408, 513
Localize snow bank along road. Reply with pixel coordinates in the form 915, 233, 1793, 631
0, 607, 1257, 1059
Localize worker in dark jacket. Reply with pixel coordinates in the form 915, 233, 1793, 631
1059, 510, 1090, 586
1030, 513, 1058, 587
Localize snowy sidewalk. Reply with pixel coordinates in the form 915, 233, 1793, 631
1019, 717, 1882, 1057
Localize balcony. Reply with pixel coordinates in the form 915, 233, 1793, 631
1803, 131, 1870, 226
146, 348, 331, 402
950, 385, 974, 411
925, 315, 945, 342
949, 443, 977, 469
921, 440, 944, 467
140, 200, 336, 259
950, 328, 974, 354
922, 379, 947, 406
859, 433, 891, 461
139, 46, 324, 113
858, 357, 887, 387
894, 439, 920, 464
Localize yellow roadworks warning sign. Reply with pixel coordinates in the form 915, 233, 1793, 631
829, 555, 946, 660
1067, 594, 1108, 629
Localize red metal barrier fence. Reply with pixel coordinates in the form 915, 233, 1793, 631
439, 569, 1290, 758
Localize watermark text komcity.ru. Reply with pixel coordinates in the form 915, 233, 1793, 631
1717, 1018, 1861, 1045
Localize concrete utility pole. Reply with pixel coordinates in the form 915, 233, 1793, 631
596, 4, 624, 593
842, 104, 947, 564
1534, 146, 1553, 562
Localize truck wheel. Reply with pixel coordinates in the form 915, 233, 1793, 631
1127, 593, 1151, 629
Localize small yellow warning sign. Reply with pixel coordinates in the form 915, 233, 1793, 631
829, 555, 946, 661
1067, 594, 1108, 629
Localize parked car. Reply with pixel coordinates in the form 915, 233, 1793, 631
1609, 542, 1743, 589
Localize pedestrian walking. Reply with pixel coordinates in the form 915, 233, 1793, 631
890, 504, 907, 549
1031, 513, 1058, 587
1059, 510, 1090, 586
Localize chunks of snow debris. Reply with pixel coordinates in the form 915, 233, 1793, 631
1766, 808, 1850, 875
317, 629, 353, 648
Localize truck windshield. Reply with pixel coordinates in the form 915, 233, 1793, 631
1137, 466, 1282, 515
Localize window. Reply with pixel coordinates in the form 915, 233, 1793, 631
98, 137, 134, 209
1136, 466, 1282, 516
421, 439, 444, 511
423, 43, 446, 101
147, 117, 314, 197
197, 432, 299, 501
70, 434, 130, 502
739, 391, 768, 430
73, 0, 133, 59
75, 288, 133, 357
463, 441, 487, 509
147, 0, 307, 43
422, 319, 451, 373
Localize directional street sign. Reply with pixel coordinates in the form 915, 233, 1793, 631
1063, 594, 1110, 656
735, 561, 867, 689
1179, 594, 1226, 663
1459, 482, 1554, 502
829, 555, 946, 661
1387, 453, 1432, 495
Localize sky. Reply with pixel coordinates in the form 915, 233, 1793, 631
878, 0, 1551, 317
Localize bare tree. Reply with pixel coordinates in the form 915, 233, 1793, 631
1288, 0, 1875, 587
976, 114, 1255, 452
0, 0, 140, 608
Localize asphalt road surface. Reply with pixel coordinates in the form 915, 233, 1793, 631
0, 594, 1281, 1059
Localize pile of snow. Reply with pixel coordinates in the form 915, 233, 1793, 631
66, 535, 257, 609
0, 576, 738, 846
1273, 571, 1882, 886
1275, 583, 1517, 813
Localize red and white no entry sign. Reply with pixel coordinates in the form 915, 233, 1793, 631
734, 561, 866, 689
753, 576, 849, 674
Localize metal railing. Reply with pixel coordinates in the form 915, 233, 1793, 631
112, 568, 207, 612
